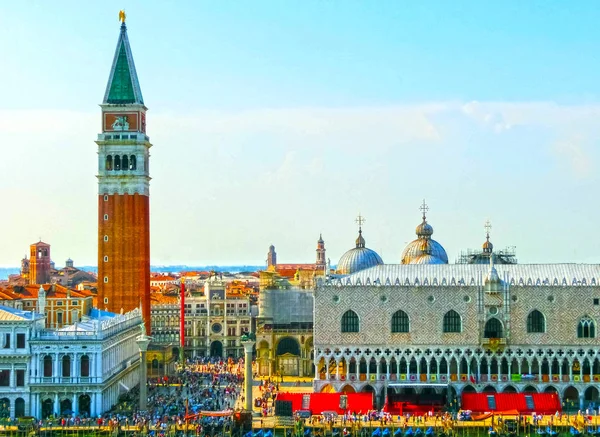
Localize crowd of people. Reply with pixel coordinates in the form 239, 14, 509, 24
24, 356, 247, 435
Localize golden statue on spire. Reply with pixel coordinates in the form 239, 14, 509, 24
119, 10, 126, 24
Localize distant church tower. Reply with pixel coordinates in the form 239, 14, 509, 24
267, 245, 277, 268
96, 14, 151, 332
316, 234, 326, 269
29, 241, 51, 285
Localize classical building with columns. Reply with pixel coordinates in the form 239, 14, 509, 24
28, 308, 142, 419
313, 208, 600, 411
0, 306, 43, 419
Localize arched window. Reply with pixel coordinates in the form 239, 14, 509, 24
122, 155, 129, 170
527, 310, 545, 333
105, 155, 113, 171
130, 155, 137, 170
443, 310, 461, 333
341, 310, 359, 333
391, 310, 409, 333
578, 316, 596, 338
80, 355, 90, 377
114, 155, 121, 170
62, 355, 71, 377
484, 318, 503, 338
43, 355, 53, 377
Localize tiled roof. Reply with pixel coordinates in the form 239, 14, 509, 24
326, 263, 600, 287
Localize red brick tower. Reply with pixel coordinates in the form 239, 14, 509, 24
29, 241, 51, 285
96, 14, 151, 332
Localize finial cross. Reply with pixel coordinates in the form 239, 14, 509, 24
355, 214, 365, 230
484, 220, 492, 237
419, 199, 429, 219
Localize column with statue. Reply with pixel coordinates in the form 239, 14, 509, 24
136, 322, 152, 412
240, 333, 256, 412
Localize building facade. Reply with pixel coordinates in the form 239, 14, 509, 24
182, 279, 252, 358
314, 255, 600, 410
96, 18, 151, 331
150, 278, 253, 359
0, 306, 42, 419
29, 308, 142, 419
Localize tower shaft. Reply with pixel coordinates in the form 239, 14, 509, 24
96, 21, 151, 332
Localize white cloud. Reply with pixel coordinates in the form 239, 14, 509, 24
553, 136, 593, 179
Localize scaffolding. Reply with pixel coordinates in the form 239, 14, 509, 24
455, 246, 518, 265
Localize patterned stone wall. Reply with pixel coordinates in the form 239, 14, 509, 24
315, 282, 600, 347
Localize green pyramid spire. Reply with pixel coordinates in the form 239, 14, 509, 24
103, 23, 144, 105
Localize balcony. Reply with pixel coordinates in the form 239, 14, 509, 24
30, 376, 103, 385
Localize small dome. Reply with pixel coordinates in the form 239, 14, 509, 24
415, 219, 434, 237
337, 247, 384, 275
355, 230, 366, 248
482, 238, 493, 253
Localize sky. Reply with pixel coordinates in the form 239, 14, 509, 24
2, 1, 600, 267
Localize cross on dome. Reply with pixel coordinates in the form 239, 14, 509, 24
484, 219, 492, 238
355, 214, 365, 231
419, 199, 429, 220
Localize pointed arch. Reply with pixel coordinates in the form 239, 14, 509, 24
439, 357, 448, 374
443, 310, 462, 333
577, 316, 596, 338
391, 310, 410, 333
341, 310, 359, 333
527, 310, 546, 333
484, 318, 504, 338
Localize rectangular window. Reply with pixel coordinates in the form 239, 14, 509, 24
16, 333, 25, 349
0, 370, 9, 387
72, 300, 78, 305
104, 195, 109, 201
103, 235, 109, 242
57, 312, 63, 325
104, 214, 109, 220
104, 298, 109, 304
594, 298, 599, 306
57, 301, 63, 306
2, 334, 9, 349
104, 276, 108, 283
104, 256, 108, 262
16, 370, 24, 387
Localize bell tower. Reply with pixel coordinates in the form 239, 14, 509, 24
316, 234, 326, 269
96, 12, 151, 332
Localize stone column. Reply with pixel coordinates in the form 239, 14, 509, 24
136, 327, 151, 412
242, 339, 255, 412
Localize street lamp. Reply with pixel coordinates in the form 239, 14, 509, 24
136, 322, 152, 412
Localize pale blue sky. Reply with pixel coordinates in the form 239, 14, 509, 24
1, 1, 600, 267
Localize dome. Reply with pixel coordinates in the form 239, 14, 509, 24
337, 226, 383, 275
401, 239, 448, 264
482, 237, 493, 253
401, 201, 448, 265
337, 247, 384, 275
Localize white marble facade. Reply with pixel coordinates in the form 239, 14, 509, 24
0, 305, 142, 419
314, 263, 600, 409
